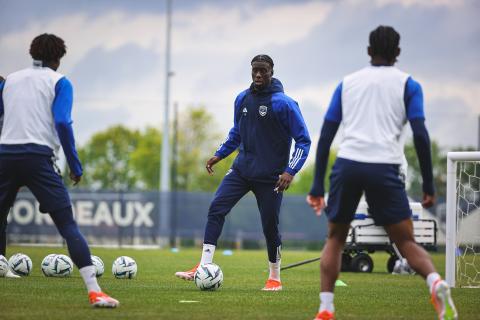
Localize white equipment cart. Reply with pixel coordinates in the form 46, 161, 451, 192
342, 202, 437, 273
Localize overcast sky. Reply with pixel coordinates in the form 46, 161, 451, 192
1, 0, 479, 151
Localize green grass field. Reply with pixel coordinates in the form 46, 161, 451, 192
0, 246, 478, 319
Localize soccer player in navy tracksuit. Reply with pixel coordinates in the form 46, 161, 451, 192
307, 26, 457, 320
0, 34, 119, 307
175, 55, 311, 291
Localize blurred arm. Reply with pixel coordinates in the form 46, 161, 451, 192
405, 77, 434, 196
52, 77, 83, 177
309, 83, 342, 196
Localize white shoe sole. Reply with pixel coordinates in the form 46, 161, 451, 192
175, 272, 194, 281
92, 299, 120, 308
261, 286, 282, 291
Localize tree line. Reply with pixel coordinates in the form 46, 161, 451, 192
69, 107, 234, 192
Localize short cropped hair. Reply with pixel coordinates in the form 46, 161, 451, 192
369, 26, 400, 62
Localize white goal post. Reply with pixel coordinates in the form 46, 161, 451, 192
446, 151, 480, 288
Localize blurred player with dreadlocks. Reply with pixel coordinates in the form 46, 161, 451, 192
175, 54, 311, 291
0, 34, 119, 307
306, 26, 457, 320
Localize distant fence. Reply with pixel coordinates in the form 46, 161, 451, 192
5, 190, 328, 247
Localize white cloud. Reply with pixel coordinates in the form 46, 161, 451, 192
0, 1, 333, 142
173, 1, 332, 53
422, 79, 480, 115
0, 11, 166, 74
372, 0, 465, 8
0, 1, 332, 73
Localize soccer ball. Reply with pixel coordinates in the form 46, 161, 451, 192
194, 263, 223, 291
8, 253, 32, 276
112, 256, 137, 279
41, 254, 57, 276
91, 255, 104, 277
42, 254, 73, 277
0, 255, 9, 277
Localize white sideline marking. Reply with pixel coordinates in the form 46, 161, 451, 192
179, 300, 199, 303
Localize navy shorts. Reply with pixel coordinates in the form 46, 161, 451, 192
0, 154, 71, 214
325, 157, 412, 226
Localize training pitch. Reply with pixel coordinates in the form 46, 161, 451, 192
0, 246, 478, 319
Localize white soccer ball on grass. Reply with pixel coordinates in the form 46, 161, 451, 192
91, 255, 105, 277
194, 263, 223, 291
41, 254, 74, 277
112, 256, 137, 279
0, 255, 9, 277
41, 254, 57, 276
8, 253, 33, 276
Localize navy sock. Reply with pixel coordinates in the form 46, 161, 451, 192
49, 207, 92, 269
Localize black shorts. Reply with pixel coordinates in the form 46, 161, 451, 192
0, 154, 71, 214
325, 157, 412, 226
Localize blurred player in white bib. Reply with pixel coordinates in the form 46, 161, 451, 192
0, 34, 118, 307
307, 26, 457, 320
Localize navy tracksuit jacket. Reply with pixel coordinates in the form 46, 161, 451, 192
204, 78, 311, 262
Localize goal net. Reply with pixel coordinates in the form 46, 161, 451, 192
446, 152, 480, 288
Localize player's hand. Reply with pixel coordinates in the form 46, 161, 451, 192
306, 195, 325, 216
205, 156, 222, 175
274, 172, 294, 192
69, 172, 81, 186
422, 193, 435, 208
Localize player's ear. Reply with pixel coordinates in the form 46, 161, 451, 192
271, 69, 274, 76
367, 46, 372, 57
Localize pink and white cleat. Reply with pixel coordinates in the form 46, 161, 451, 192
174, 263, 199, 281
89, 291, 119, 308
314, 310, 335, 320
431, 280, 458, 320
262, 278, 282, 291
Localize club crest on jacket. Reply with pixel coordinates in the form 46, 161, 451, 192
259, 105, 268, 117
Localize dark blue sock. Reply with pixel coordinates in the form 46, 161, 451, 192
49, 207, 92, 269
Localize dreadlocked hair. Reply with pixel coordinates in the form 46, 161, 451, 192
369, 26, 400, 62
29, 33, 66, 63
